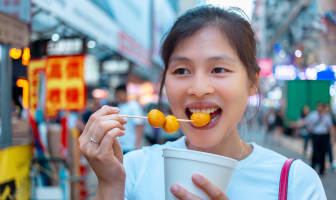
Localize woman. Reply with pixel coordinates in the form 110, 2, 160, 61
297, 105, 311, 156
79, 6, 326, 199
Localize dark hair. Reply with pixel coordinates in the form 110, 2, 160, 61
115, 84, 127, 93
158, 6, 260, 107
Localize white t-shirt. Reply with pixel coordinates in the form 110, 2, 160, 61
124, 137, 326, 200
305, 111, 333, 135
117, 101, 144, 151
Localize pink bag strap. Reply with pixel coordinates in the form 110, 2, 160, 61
278, 159, 296, 200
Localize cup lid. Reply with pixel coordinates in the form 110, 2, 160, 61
163, 147, 238, 168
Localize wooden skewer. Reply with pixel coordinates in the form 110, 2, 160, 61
119, 115, 147, 119
177, 119, 193, 122
118, 114, 193, 123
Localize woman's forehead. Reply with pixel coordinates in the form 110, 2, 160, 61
170, 26, 238, 61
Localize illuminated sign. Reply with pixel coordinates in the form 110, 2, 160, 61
28, 55, 86, 117
45, 55, 86, 116
257, 58, 273, 77
16, 79, 28, 109
22, 47, 30, 66
9, 47, 31, 65
274, 65, 296, 80
9, 48, 22, 59
28, 59, 46, 117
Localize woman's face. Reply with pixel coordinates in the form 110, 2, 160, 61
165, 26, 256, 148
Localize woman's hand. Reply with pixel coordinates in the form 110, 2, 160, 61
79, 106, 127, 198
171, 174, 229, 200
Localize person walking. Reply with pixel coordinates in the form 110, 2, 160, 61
114, 84, 144, 154
306, 103, 334, 176
323, 104, 335, 171
297, 105, 311, 156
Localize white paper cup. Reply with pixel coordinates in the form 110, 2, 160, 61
163, 148, 238, 200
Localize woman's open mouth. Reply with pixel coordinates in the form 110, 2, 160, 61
185, 106, 222, 129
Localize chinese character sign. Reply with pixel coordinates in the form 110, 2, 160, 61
28, 59, 46, 117
45, 55, 86, 116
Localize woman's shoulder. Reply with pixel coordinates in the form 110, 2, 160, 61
251, 144, 325, 198
288, 159, 326, 199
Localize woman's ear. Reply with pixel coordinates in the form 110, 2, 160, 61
249, 73, 260, 96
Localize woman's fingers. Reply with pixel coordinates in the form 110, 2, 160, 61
81, 106, 120, 138
170, 184, 202, 200
86, 119, 125, 145
101, 114, 127, 124
192, 174, 229, 200
98, 128, 125, 157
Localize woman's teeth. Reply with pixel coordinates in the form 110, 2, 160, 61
189, 108, 218, 114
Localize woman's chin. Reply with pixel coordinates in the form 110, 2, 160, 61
186, 136, 219, 150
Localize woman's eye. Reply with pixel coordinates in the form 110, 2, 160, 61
173, 68, 190, 75
211, 67, 228, 74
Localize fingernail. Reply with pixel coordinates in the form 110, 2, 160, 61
171, 185, 179, 192
193, 174, 202, 183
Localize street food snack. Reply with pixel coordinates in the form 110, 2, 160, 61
163, 115, 180, 134
121, 109, 210, 133
147, 109, 166, 128
190, 112, 211, 127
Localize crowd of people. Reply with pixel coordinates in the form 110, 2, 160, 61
263, 103, 336, 176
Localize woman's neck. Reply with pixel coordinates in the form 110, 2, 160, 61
185, 128, 252, 161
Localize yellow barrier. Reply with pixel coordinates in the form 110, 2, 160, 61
0, 145, 33, 200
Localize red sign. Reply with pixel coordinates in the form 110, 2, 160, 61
45, 55, 86, 116
258, 58, 273, 77
28, 56, 86, 117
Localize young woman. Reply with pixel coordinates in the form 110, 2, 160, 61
79, 6, 326, 200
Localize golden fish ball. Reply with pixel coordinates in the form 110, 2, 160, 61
191, 112, 211, 127
163, 115, 180, 134
147, 109, 166, 128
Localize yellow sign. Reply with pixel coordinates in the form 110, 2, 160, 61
9, 48, 22, 60
45, 55, 86, 116
28, 56, 86, 117
0, 145, 33, 200
16, 79, 29, 109
28, 59, 46, 117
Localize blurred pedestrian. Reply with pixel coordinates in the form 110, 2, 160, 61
115, 84, 144, 154
273, 109, 284, 145
324, 104, 335, 171
305, 103, 334, 176
263, 108, 276, 144
297, 105, 311, 156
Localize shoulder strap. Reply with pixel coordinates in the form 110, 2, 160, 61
278, 159, 296, 200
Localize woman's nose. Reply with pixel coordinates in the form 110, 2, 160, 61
187, 74, 214, 97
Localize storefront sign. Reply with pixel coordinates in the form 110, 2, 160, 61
274, 65, 297, 80
28, 56, 86, 116
28, 59, 47, 117
45, 55, 86, 116
258, 58, 273, 77
0, 145, 33, 200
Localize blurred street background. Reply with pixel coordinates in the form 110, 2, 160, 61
1, 0, 336, 199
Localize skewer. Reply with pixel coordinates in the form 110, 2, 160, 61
118, 114, 193, 123
119, 115, 148, 119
